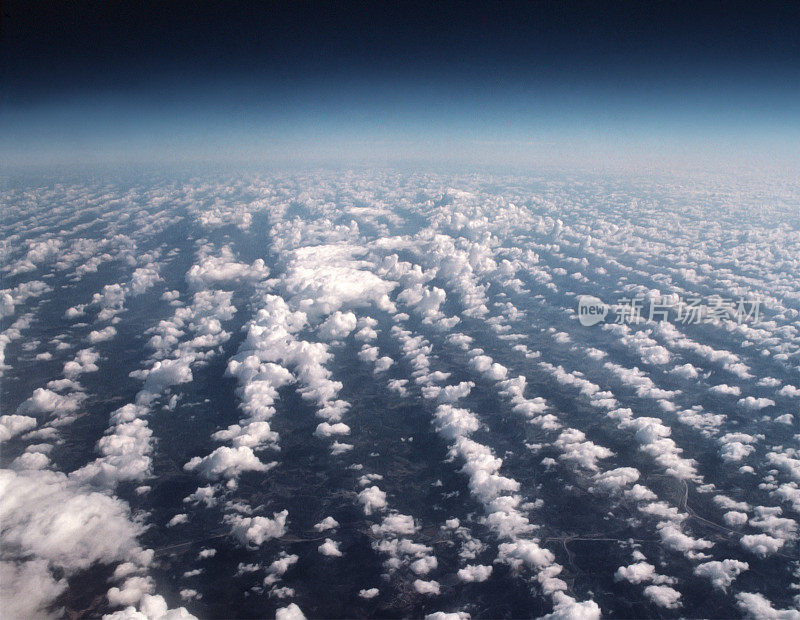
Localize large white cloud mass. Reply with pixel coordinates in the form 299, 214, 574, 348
2, 170, 799, 618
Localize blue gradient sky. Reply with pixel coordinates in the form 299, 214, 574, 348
3, 1, 799, 171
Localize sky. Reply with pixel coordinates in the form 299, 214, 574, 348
2, 1, 799, 171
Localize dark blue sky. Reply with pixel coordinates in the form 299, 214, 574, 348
3, 1, 799, 170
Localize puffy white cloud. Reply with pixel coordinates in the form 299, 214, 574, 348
281, 244, 396, 319
92, 284, 127, 322
422, 381, 475, 403
313, 516, 340, 532
457, 564, 492, 583
694, 559, 749, 590
318, 538, 343, 557
496, 540, 554, 571
275, 603, 306, 620
317, 311, 357, 341
413, 579, 441, 595
104, 592, 196, 618
263, 552, 298, 586
738, 396, 775, 411
625, 484, 657, 502
777, 385, 800, 398
657, 522, 713, 559
539, 592, 601, 620
373, 356, 394, 373
554, 428, 613, 472
63, 347, 100, 379
614, 562, 674, 585
11, 451, 50, 470
314, 422, 350, 438
129, 265, 162, 296
227, 510, 288, 547
410, 555, 438, 575
358, 588, 379, 599
398, 284, 447, 322
0, 415, 37, 442
18, 388, 85, 420
167, 514, 188, 528
107, 575, 155, 607
709, 384, 741, 396
184, 446, 274, 480
0, 468, 152, 617
643, 584, 682, 609
766, 451, 800, 481
739, 533, 785, 557
0, 559, 67, 620
371, 513, 418, 537
433, 405, 480, 441
735, 592, 800, 619
212, 421, 278, 449
88, 325, 117, 343
719, 432, 758, 462
469, 355, 508, 380
185, 249, 269, 289
134, 358, 193, 394
592, 467, 640, 493
723, 511, 749, 527
183, 485, 217, 507
670, 363, 700, 379
358, 486, 388, 515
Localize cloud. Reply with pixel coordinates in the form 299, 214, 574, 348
318, 538, 343, 557
275, 603, 306, 620
739, 533, 785, 557
723, 511, 749, 527
371, 513, 418, 537
0, 415, 37, 442
457, 564, 492, 583
88, 326, 117, 343
167, 514, 189, 528
358, 588, 379, 599
433, 405, 480, 441
554, 429, 613, 472
17, 388, 85, 420
0, 469, 156, 617
614, 562, 674, 585
643, 584, 682, 609
186, 250, 269, 289
317, 311, 357, 340
212, 421, 279, 449
592, 467, 640, 494
314, 422, 351, 438
422, 381, 475, 403
738, 396, 775, 411
694, 559, 749, 590
469, 355, 508, 381
227, 510, 288, 547
413, 579, 441, 595
657, 522, 714, 559
63, 348, 100, 379
184, 446, 274, 480
709, 384, 741, 396
183, 485, 218, 507
735, 592, 800, 619
263, 552, 298, 586
0, 559, 67, 620
358, 486, 388, 515
410, 555, 438, 575
313, 517, 340, 533
539, 592, 601, 620
281, 244, 396, 319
